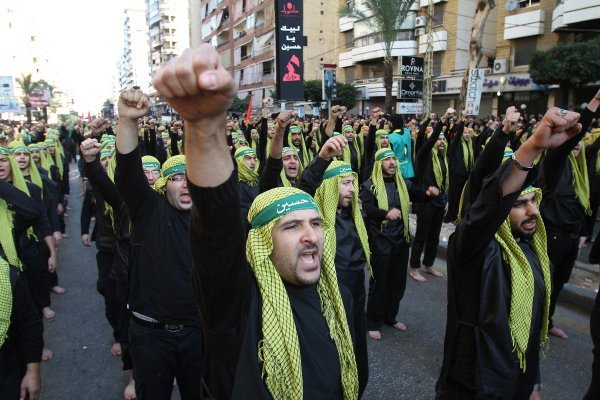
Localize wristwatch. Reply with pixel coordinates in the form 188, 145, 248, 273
511, 154, 534, 171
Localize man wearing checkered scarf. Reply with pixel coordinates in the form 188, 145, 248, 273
114, 88, 202, 399
153, 44, 361, 399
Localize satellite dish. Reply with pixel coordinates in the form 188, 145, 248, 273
505, 0, 519, 11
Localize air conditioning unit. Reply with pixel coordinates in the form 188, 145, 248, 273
415, 27, 426, 36
415, 16, 427, 28
493, 59, 508, 74
355, 86, 369, 100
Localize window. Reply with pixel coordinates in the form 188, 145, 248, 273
513, 36, 537, 67
241, 45, 248, 59
433, 3, 444, 26
345, 67, 355, 84
518, 0, 540, 8
345, 31, 353, 49
432, 52, 442, 76
263, 60, 273, 75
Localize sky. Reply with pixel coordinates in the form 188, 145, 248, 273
11, 0, 145, 114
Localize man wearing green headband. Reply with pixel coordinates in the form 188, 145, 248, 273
297, 135, 371, 395
260, 110, 303, 191
10, 142, 61, 320
361, 148, 439, 340
80, 137, 137, 399
410, 108, 454, 283
141, 155, 161, 186
154, 44, 360, 400
0, 176, 44, 400
437, 107, 582, 399
447, 111, 475, 223
115, 88, 202, 399
538, 92, 600, 340
235, 146, 260, 227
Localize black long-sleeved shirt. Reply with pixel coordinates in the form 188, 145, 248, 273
189, 172, 352, 399
361, 177, 430, 255
448, 122, 473, 178
539, 107, 596, 235
1, 267, 43, 378
415, 120, 448, 207
115, 147, 199, 325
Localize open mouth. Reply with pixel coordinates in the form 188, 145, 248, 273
180, 193, 191, 204
299, 248, 318, 268
522, 219, 536, 230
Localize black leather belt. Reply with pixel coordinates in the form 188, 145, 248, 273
131, 314, 186, 333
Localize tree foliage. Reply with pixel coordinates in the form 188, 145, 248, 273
340, 0, 415, 113
230, 95, 251, 113
303, 80, 356, 110
530, 41, 600, 88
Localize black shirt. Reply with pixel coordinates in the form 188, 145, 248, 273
334, 207, 366, 271
189, 172, 354, 399
116, 147, 199, 325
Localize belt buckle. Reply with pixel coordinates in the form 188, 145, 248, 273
165, 323, 183, 332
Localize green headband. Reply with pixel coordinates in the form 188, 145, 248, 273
503, 150, 514, 159
161, 133, 170, 139
289, 126, 302, 134
27, 144, 40, 152
235, 147, 255, 159
0, 147, 11, 155
282, 147, 297, 155
342, 125, 353, 133
44, 139, 55, 146
323, 163, 353, 180
100, 149, 112, 160
375, 129, 388, 138
251, 193, 318, 229
375, 149, 396, 161
11, 146, 29, 154
162, 163, 185, 177
143, 161, 160, 170
332, 132, 341, 137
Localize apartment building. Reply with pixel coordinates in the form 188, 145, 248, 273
191, 0, 340, 107
147, 0, 190, 115
339, 0, 600, 117
118, 8, 152, 91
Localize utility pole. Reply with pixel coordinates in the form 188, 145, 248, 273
422, 0, 434, 117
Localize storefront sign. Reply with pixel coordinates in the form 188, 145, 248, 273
398, 102, 423, 114
398, 79, 424, 100
465, 68, 485, 116
399, 56, 424, 79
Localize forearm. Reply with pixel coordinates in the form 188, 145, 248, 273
44, 235, 56, 257
502, 140, 541, 196
269, 127, 285, 160
117, 118, 140, 155
185, 115, 234, 187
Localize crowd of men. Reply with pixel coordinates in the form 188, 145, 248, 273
1, 43, 600, 400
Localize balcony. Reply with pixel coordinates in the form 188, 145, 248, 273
339, 16, 355, 32
339, 51, 353, 68
504, 9, 545, 40
419, 0, 447, 7
417, 30, 447, 53
339, 40, 417, 65
552, 0, 600, 31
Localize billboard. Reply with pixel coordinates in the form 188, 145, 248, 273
465, 68, 485, 116
29, 89, 50, 107
0, 98, 20, 113
275, 0, 304, 100
322, 69, 337, 100
0, 76, 14, 98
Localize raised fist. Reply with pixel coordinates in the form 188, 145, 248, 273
330, 105, 347, 119
528, 107, 581, 150
80, 138, 102, 162
118, 89, 150, 121
319, 135, 347, 161
153, 44, 237, 123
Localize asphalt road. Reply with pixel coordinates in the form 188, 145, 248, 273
39, 167, 594, 399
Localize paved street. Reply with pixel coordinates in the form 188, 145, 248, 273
39, 167, 595, 399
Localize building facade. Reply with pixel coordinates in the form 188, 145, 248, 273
147, 0, 190, 115
338, 0, 600, 117
192, 0, 340, 108
119, 8, 152, 91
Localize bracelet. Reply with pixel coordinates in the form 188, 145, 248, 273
511, 154, 534, 171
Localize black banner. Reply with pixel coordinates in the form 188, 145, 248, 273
398, 79, 424, 99
400, 56, 424, 79
275, 0, 304, 101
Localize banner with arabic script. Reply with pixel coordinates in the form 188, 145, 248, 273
275, 0, 304, 101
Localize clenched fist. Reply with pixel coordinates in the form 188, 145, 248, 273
118, 89, 150, 121
152, 44, 237, 122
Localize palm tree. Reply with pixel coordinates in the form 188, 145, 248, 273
341, 0, 416, 113
16, 73, 35, 123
